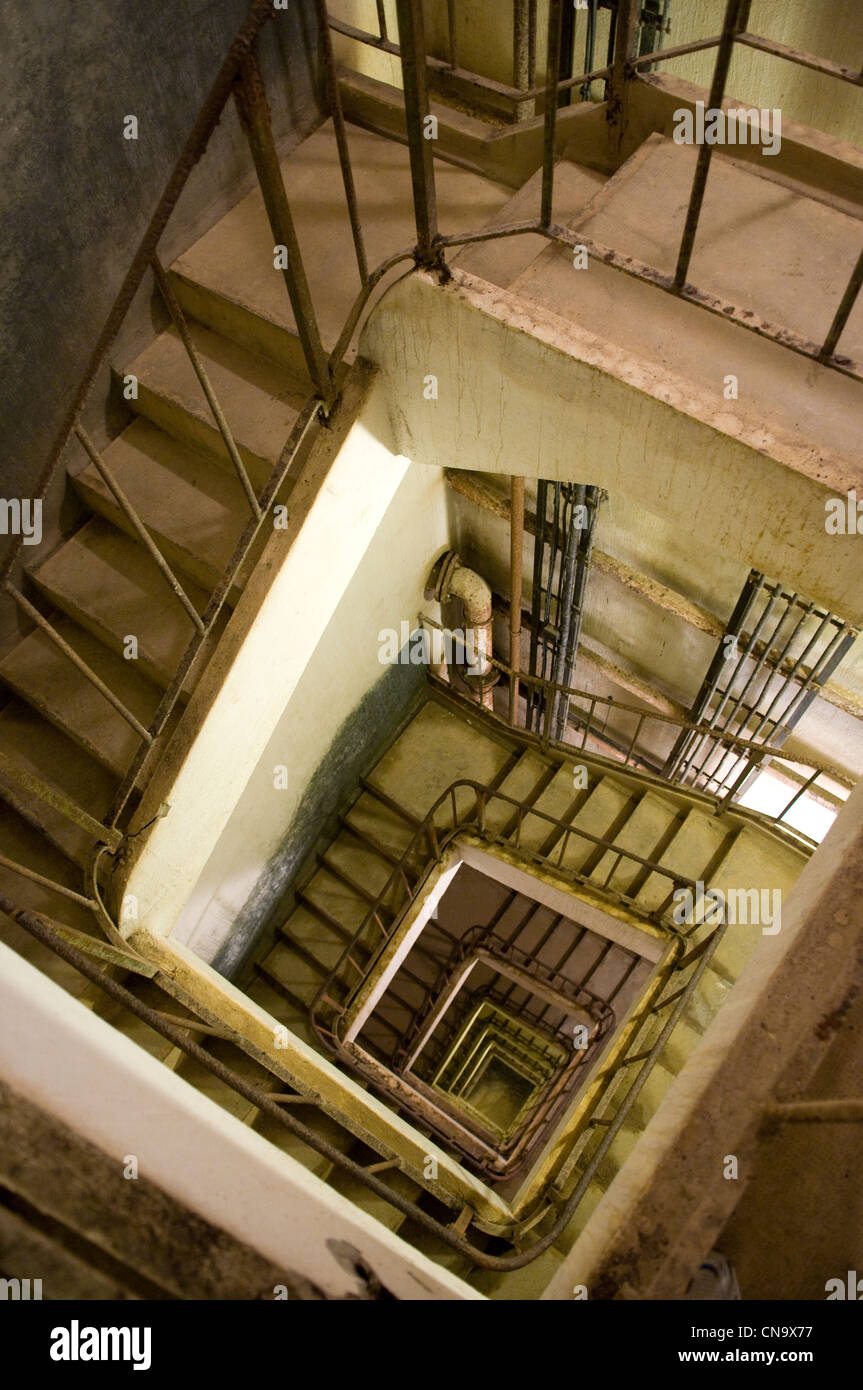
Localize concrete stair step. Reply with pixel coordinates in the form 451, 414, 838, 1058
123, 322, 308, 489
245, 974, 320, 1051
29, 518, 228, 696
624, 1059, 677, 1130
656, 1018, 703, 1077
0, 906, 96, 1003
0, 614, 170, 778
452, 158, 607, 291
554, 1178, 606, 1256
0, 803, 100, 935
259, 936, 331, 1009
480, 747, 554, 835
512, 763, 584, 854
369, 698, 514, 821
252, 1103, 357, 1182
325, 1154, 423, 1234
588, 790, 681, 895
707, 831, 807, 984
0, 698, 117, 867
279, 904, 348, 974
71, 418, 251, 599
470, 1244, 565, 1300
593, 1119, 641, 1190
391, 1220, 474, 1281
170, 118, 510, 373
555, 776, 635, 874
634, 807, 733, 914
344, 789, 417, 859
681, 964, 732, 1035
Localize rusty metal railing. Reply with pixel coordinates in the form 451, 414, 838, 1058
419, 616, 853, 849
346, 0, 863, 380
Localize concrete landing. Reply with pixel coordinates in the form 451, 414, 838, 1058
510, 135, 863, 470
172, 119, 512, 368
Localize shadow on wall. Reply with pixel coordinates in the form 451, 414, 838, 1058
211, 658, 426, 982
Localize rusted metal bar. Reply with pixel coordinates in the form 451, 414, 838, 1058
446, 0, 458, 69
375, 0, 388, 43
629, 32, 724, 70
233, 50, 332, 397
513, 0, 534, 122
44, 921, 159, 975
108, 396, 324, 824
2, 0, 276, 589
5, 584, 152, 744
673, 0, 744, 291
313, 0, 369, 285
509, 476, 525, 725
736, 31, 863, 87
541, 221, 863, 383
820, 245, 863, 360
396, 0, 439, 263
605, 0, 639, 144
150, 259, 262, 519
74, 425, 206, 633
541, 0, 564, 227
0, 747, 122, 851
0, 852, 98, 910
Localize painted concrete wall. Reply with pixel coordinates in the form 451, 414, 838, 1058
1, 0, 322, 564
123, 375, 450, 970
362, 271, 863, 628
175, 452, 450, 974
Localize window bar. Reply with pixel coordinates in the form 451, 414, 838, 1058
684, 589, 797, 786
375, 0, 388, 43
819, 245, 863, 361
396, 0, 439, 263
313, 0, 369, 285
234, 50, 332, 397
673, 0, 745, 291
541, 0, 564, 227
5, 585, 153, 744
150, 258, 262, 520
74, 425, 205, 633
776, 768, 822, 824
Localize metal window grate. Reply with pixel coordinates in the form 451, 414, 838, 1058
664, 570, 858, 801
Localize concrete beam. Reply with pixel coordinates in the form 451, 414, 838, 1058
362, 270, 863, 624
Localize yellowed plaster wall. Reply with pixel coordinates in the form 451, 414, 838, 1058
331, 1, 862, 147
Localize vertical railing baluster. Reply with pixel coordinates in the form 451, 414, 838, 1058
541, 0, 564, 227
234, 49, 332, 396
396, 0, 439, 265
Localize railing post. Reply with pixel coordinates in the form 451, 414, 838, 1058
540, 0, 564, 227
395, 0, 440, 268
673, 0, 746, 290
509, 475, 525, 725
605, 0, 640, 155
233, 49, 332, 396
513, 0, 535, 122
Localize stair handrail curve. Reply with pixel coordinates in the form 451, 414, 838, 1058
309, 775, 702, 1055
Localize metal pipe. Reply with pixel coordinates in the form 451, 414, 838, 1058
233, 50, 332, 397
446, 0, 458, 69
509, 476, 525, 725
395, 0, 439, 264
673, 0, 744, 291
151, 259, 262, 520
513, 0, 534, 121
